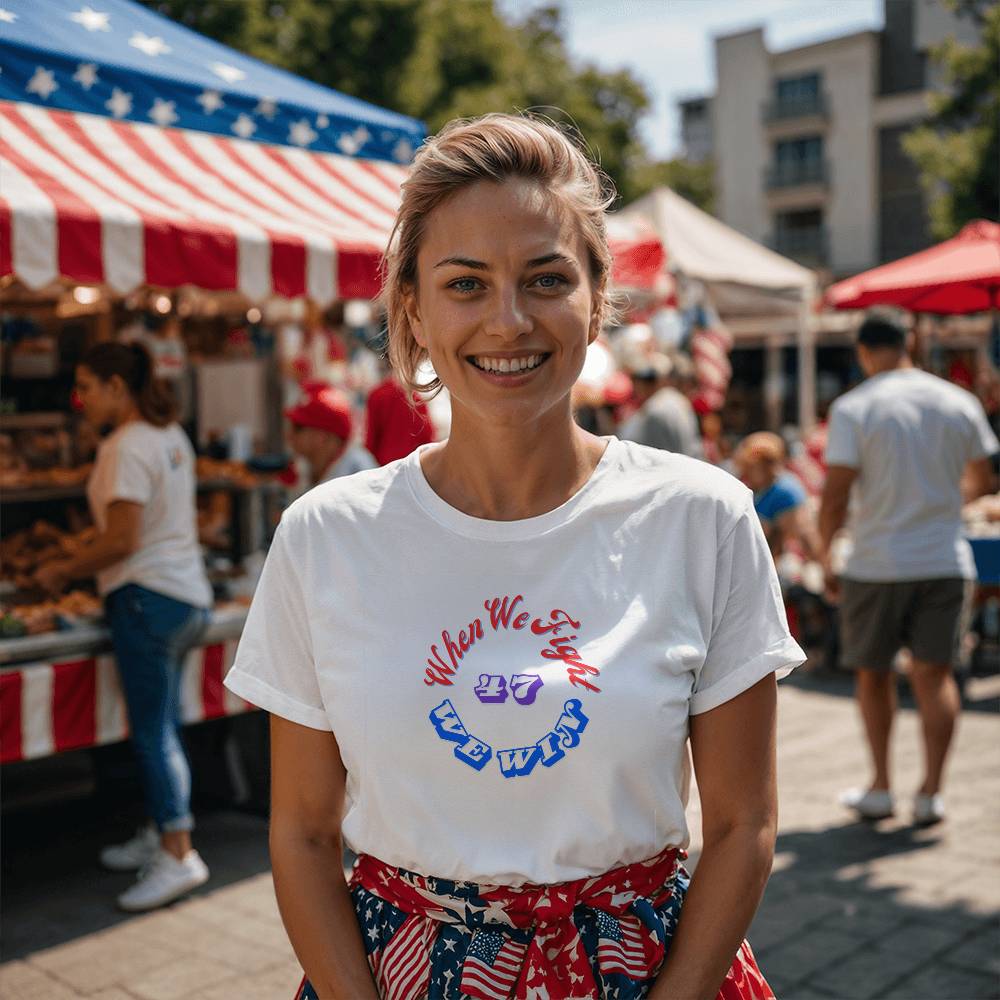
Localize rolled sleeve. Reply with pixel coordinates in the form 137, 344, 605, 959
223, 522, 332, 731
691, 497, 806, 715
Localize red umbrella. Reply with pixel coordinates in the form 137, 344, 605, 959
824, 219, 1000, 314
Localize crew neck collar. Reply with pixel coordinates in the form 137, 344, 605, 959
404, 437, 622, 541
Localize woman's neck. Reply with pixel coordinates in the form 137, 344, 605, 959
111, 402, 143, 430
419, 406, 608, 521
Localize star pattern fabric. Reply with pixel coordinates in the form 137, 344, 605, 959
294, 847, 776, 1000
0, 0, 425, 164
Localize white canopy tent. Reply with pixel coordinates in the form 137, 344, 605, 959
617, 186, 819, 431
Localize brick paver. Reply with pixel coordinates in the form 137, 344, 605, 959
1, 673, 997, 999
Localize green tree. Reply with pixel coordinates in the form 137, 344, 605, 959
624, 157, 715, 211
140, 0, 650, 200
902, 0, 1000, 239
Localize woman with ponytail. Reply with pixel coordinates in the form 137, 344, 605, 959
35, 340, 213, 912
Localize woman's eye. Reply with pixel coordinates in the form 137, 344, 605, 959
532, 273, 568, 289
448, 277, 482, 294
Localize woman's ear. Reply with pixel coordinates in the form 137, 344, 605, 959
402, 285, 427, 349
587, 290, 603, 346
109, 373, 128, 399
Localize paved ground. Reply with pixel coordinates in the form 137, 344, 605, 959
1, 669, 998, 1000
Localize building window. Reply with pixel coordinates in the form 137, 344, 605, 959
764, 73, 826, 121
767, 136, 827, 187
775, 73, 820, 105
776, 136, 823, 166
772, 209, 826, 263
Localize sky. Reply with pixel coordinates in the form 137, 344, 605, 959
504, 0, 884, 160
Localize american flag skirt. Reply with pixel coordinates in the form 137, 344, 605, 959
295, 845, 774, 1000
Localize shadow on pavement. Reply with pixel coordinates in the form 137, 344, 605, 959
785, 661, 1000, 716
748, 819, 1000, 999
1, 716, 273, 962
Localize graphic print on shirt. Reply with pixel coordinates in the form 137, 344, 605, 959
423, 594, 602, 779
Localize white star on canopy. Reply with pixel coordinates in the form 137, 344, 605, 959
393, 138, 414, 163
73, 63, 99, 90
26, 67, 58, 101
255, 97, 277, 119
316, 113, 329, 129
69, 6, 109, 31
149, 98, 178, 127
196, 89, 223, 114
105, 87, 132, 118
210, 62, 246, 83
130, 32, 170, 57
0, 9, 17, 23
232, 114, 256, 139
289, 118, 318, 147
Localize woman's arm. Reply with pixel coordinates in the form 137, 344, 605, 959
34, 501, 143, 593
269, 713, 379, 1000
651, 674, 778, 1000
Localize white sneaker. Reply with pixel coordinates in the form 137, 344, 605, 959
117, 848, 209, 912
914, 793, 945, 826
839, 787, 895, 819
100, 824, 159, 872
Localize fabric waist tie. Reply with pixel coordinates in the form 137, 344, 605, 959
350, 847, 684, 1000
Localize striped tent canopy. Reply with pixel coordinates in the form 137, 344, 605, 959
1, 100, 670, 305
1, 100, 406, 302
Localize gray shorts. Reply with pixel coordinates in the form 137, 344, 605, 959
839, 577, 974, 671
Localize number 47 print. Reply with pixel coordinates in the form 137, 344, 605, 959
474, 673, 543, 705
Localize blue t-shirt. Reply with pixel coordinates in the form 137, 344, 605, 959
754, 472, 806, 525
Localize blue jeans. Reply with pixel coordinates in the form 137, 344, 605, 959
105, 584, 210, 833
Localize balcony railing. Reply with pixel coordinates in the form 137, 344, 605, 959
769, 226, 829, 264
763, 91, 829, 123
765, 159, 829, 190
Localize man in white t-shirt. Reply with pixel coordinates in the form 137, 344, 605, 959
819, 314, 999, 826
619, 353, 704, 460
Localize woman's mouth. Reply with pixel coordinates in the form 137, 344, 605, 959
467, 353, 550, 377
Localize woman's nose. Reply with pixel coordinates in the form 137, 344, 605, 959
483, 288, 532, 342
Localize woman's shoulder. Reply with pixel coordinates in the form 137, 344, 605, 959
612, 439, 752, 524
279, 459, 408, 535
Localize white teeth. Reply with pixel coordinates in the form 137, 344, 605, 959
472, 354, 545, 373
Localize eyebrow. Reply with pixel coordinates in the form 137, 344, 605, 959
433, 252, 576, 270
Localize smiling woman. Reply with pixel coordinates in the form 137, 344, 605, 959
223, 113, 803, 1000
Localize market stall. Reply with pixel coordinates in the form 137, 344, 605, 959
0, 0, 427, 772
615, 186, 819, 431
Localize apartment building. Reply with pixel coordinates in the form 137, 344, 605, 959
686, 0, 980, 279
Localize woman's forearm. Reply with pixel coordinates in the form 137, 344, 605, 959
650, 824, 775, 1000
270, 830, 379, 1000
63, 533, 133, 579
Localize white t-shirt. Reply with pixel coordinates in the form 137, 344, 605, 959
225, 438, 804, 885
87, 421, 213, 608
826, 368, 999, 582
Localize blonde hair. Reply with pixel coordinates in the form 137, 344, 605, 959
381, 113, 617, 395
738, 432, 786, 465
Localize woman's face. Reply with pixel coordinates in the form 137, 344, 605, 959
74, 365, 123, 429
404, 178, 599, 431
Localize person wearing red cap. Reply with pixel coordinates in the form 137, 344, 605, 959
286, 386, 376, 488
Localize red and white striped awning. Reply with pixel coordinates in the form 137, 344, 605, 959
0, 100, 406, 303
0, 637, 250, 764
0, 99, 671, 306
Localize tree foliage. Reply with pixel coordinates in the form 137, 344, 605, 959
140, 0, 666, 205
902, 0, 999, 239
624, 157, 715, 211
